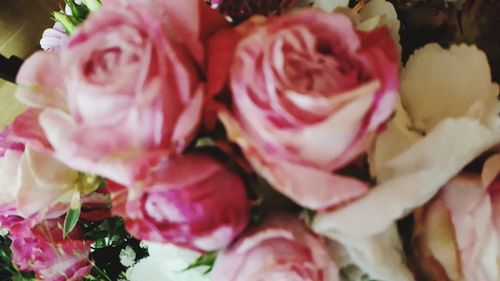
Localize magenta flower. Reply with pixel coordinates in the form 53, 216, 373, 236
9, 216, 92, 281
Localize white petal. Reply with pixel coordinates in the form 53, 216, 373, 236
358, 0, 401, 56
401, 44, 499, 132
368, 99, 422, 181
331, 225, 414, 281
0, 151, 22, 206
313, 0, 349, 12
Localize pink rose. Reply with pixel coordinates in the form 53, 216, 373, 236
9, 216, 92, 281
109, 153, 250, 252
413, 156, 500, 281
16, 0, 224, 185
211, 214, 339, 281
210, 9, 399, 209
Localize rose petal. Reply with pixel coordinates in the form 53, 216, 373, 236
0, 150, 22, 206
332, 225, 414, 281
10, 109, 52, 151
220, 111, 367, 210
401, 44, 499, 132
171, 85, 204, 152
368, 99, 422, 180
15, 51, 67, 110
313, 117, 499, 236
423, 198, 462, 281
482, 154, 500, 187
16, 149, 75, 218
313, 0, 349, 12
39, 109, 136, 185
358, 0, 401, 56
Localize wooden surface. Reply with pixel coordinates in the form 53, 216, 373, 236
0, 0, 60, 129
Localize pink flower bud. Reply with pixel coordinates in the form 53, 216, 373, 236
109, 153, 250, 252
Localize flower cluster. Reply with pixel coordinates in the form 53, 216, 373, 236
1, 0, 499, 280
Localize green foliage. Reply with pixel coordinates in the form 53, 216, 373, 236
83, 217, 148, 281
64, 203, 81, 238
184, 251, 218, 274
53, 0, 102, 34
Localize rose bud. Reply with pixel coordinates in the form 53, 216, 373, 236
109, 153, 250, 252
413, 155, 500, 281
209, 9, 399, 210
9, 216, 92, 281
211, 214, 339, 281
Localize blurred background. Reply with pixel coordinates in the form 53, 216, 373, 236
0, 0, 59, 128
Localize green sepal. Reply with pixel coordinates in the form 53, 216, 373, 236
184, 251, 218, 274
63, 194, 82, 238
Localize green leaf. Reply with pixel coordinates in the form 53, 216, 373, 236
53, 11, 76, 34
83, 0, 102, 11
184, 252, 218, 274
64, 205, 81, 238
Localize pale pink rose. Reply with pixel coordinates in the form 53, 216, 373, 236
211, 214, 339, 281
16, 0, 216, 185
413, 159, 500, 281
9, 216, 92, 281
109, 153, 250, 252
210, 9, 399, 209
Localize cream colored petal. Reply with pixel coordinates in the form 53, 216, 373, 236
326, 225, 414, 281
17, 150, 75, 217
26, 148, 78, 188
0, 151, 22, 206
424, 198, 463, 281
312, 0, 349, 12
401, 44, 499, 132
482, 154, 500, 187
313, 117, 499, 237
368, 98, 422, 181
358, 0, 401, 56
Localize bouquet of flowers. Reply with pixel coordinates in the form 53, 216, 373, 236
0, 0, 499, 280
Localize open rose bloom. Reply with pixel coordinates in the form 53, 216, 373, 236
211, 214, 339, 281
212, 8, 399, 210
16, 0, 208, 185
3, 0, 500, 280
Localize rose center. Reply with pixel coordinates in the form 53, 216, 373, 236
283, 40, 364, 96
84, 47, 139, 84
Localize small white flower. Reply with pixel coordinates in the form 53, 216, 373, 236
120, 246, 137, 268
139, 241, 148, 249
